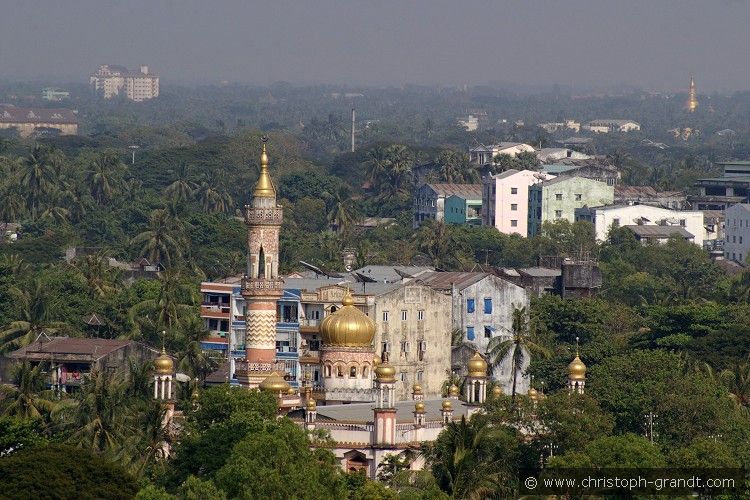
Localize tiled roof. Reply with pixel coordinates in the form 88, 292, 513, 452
0, 107, 77, 124
8, 337, 141, 361
424, 183, 482, 199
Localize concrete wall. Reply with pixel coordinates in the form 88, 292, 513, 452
371, 285, 451, 401
725, 204, 750, 263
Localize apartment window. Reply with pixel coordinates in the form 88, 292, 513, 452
400, 372, 407, 382
484, 298, 492, 314
734, 236, 737, 243
484, 326, 492, 338
741, 237, 744, 244
511, 203, 518, 211
466, 326, 475, 341
401, 341, 410, 353
417, 310, 425, 321
510, 220, 518, 227
416, 371, 423, 382
381, 341, 391, 354
400, 310, 408, 321
350, 366, 357, 378
555, 193, 563, 200
679, 219, 686, 227
575, 194, 582, 201
613, 218, 620, 227
418, 340, 427, 352
382, 311, 389, 322
511, 187, 518, 194
555, 210, 563, 218
467, 299, 475, 313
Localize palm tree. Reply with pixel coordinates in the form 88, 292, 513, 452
0, 361, 57, 420
164, 163, 195, 204
0, 187, 24, 240
378, 144, 414, 202
486, 307, 551, 404
127, 400, 170, 474
132, 209, 185, 267
72, 252, 120, 298
364, 145, 389, 187
324, 185, 360, 237
720, 359, 750, 410
415, 221, 453, 268
65, 369, 132, 454
0, 254, 29, 276
129, 269, 196, 336
424, 415, 516, 499
436, 150, 478, 183
0, 280, 67, 353
177, 316, 216, 384
19, 145, 56, 218
85, 152, 124, 205
194, 180, 232, 214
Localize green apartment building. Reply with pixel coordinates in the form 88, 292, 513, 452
444, 194, 482, 225
528, 176, 614, 236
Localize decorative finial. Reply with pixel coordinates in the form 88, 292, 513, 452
161, 330, 167, 353
253, 136, 275, 198
575, 336, 580, 357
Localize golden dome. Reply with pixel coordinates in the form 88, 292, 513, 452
319, 290, 376, 348
467, 352, 488, 378
253, 141, 276, 199
373, 355, 381, 366
492, 385, 503, 397
448, 384, 460, 397
412, 383, 423, 395
191, 389, 199, 401
414, 401, 426, 413
375, 361, 396, 383
442, 399, 453, 411
259, 371, 290, 393
306, 398, 317, 411
568, 355, 587, 381
528, 387, 539, 401
154, 347, 174, 375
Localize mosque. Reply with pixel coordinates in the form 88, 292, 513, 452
151, 140, 589, 476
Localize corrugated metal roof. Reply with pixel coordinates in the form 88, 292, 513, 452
9, 337, 146, 360
417, 271, 488, 290
424, 183, 482, 199
623, 225, 694, 239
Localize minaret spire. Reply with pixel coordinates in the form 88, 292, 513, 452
237, 138, 285, 389
687, 76, 698, 113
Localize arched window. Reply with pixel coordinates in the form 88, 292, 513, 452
337, 365, 344, 378
349, 366, 357, 378
362, 365, 369, 378
330, 305, 338, 313
474, 380, 481, 402
324, 365, 332, 378
258, 246, 265, 278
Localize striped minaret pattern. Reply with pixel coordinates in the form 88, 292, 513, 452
237, 138, 285, 388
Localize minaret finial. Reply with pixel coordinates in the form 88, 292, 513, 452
161, 330, 167, 353
575, 336, 580, 357
253, 136, 276, 198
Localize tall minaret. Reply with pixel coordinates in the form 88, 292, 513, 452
238, 137, 285, 389
687, 77, 698, 113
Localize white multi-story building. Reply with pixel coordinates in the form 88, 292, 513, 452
90, 64, 160, 101
575, 204, 705, 247
583, 119, 640, 133
724, 204, 750, 263
469, 142, 535, 165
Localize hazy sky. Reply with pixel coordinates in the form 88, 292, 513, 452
2, 0, 750, 91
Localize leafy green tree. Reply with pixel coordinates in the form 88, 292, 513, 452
0, 416, 46, 455
0, 443, 138, 499
18, 145, 57, 219
165, 163, 196, 204
535, 393, 614, 454
549, 433, 665, 468
132, 209, 186, 266
435, 149, 477, 183
86, 151, 125, 205
213, 419, 347, 499
324, 185, 360, 237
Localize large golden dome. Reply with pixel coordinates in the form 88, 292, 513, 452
259, 371, 290, 393
568, 355, 587, 381
154, 347, 174, 375
319, 290, 375, 348
448, 384, 460, 397
467, 352, 488, 378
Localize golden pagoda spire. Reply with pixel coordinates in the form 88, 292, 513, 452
687, 76, 698, 113
253, 137, 276, 198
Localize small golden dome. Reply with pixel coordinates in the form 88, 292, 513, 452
448, 384, 459, 397
412, 383, 423, 395
568, 355, 587, 381
467, 352, 488, 378
492, 385, 503, 397
373, 355, 381, 366
319, 290, 376, 348
528, 387, 539, 401
375, 361, 396, 383
253, 141, 276, 199
259, 371, 290, 393
154, 348, 174, 375
306, 398, 316, 411
415, 401, 426, 413
191, 389, 199, 401
442, 399, 453, 411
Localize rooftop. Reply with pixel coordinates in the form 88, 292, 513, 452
0, 107, 77, 124
313, 398, 472, 424
623, 225, 694, 239
417, 271, 488, 291
8, 337, 153, 362
423, 183, 482, 199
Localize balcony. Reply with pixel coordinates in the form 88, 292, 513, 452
300, 319, 320, 333
201, 304, 231, 319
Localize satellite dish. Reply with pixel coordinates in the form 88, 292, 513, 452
345, 264, 353, 272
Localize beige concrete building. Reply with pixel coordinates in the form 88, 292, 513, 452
0, 107, 78, 137
90, 64, 160, 101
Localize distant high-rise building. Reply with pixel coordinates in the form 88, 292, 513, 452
90, 64, 159, 102
686, 77, 698, 113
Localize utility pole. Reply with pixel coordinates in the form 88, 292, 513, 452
129, 145, 140, 165
644, 412, 658, 443
351, 108, 356, 153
